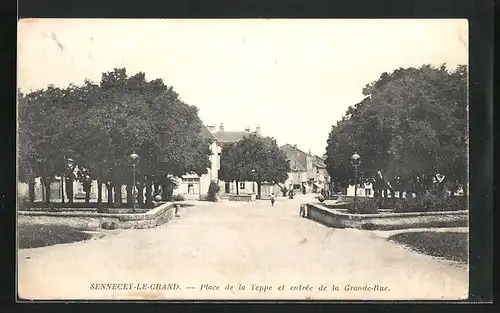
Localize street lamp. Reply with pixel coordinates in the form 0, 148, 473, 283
251, 168, 256, 194
65, 158, 74, 204
350, 152, 361, 212
129, 151, 140, 212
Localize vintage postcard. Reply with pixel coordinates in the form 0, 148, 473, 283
17, 18, 469, 300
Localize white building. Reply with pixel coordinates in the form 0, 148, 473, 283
173, 139, 221, 200
205, 123, 281, 199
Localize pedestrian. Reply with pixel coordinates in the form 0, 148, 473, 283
270, 192, 275, 207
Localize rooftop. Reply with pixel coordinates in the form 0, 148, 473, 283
213, 131, 257, 143
280, 144, 308, 171
206, 123, 262, 144
280, 144, 326, 171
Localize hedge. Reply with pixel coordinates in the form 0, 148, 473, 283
322, 195, 465, 214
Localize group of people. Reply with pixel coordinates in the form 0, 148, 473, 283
269, 188, 332, 207
269, 189, 296, 207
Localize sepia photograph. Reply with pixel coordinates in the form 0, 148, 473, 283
17, 18, 468, 300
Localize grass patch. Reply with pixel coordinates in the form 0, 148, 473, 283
18, 224, 93, 249
388, 231, 468, 263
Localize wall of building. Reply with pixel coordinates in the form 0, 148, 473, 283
287, 171, 307, 186
345, 183, 375, 197
174, 141, 221, 200
306, 155, 314, 180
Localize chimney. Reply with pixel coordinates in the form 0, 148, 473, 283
219, 123, 224, 132
244, 127, 250, 133
255, 125, 261, 134
308, 148, 312, 156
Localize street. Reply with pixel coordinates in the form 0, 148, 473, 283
18, 195, 468, 300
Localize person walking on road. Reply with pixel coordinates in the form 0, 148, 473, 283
270, 193, 276, 207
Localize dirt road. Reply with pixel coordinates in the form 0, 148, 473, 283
18, 195, 468, 300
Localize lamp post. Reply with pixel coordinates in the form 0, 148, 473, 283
129, 151, 140, 212
350, 152, 361, 212
61, 175, 65, 203
251, 168, 256, 194
316, 168, 320, 193
66, 158, 74, 204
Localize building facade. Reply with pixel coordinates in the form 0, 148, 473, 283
280, 144, 330, 194
205, 123, 280, 199
173, 139, 221, 200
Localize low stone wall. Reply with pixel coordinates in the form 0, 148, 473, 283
21, 207, 151, 214
18, 202, 177, 231
220, 194, 256, 202
303, 203, 468, 230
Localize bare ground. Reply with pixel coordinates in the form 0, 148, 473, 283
17, 195, 468, 300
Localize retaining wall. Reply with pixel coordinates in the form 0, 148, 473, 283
18, 202, 177, 230
220, 194, 256, 202
302, 202, 468, 230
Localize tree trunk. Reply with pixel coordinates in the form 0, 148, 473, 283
137, 183, 144, 205
97, 180, 103, 206
42, 177, 51, 204
60, 177, 65, 203
145, 181, 153, 206
84, 182, 91, 204
84, 189, 90, 203
257, 182, 262, 199
383, 189, 388, 198
96, 180, 103, 212
28, 177, 35, 203
106, 183, 113, 204
65, 177, 74, 204
463, 184, 468, 207
161, 183, 168, 201
235, 181, 239, 195
126, 184, 133, 205
113, 183, 122, 206
153, 181, 160, 197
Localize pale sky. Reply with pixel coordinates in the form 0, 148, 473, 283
18, 19, 468, 157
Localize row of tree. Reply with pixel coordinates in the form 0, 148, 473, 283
18, 68, 212, 207
325, 64, 468, 199
219, 134, 291, 198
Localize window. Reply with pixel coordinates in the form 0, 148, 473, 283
239, 182, 245, 189
365, 189, 371, 197
188, 184, 194, 194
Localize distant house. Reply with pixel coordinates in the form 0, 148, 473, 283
280, 144, 308, 191
19, 123, 222, 203
205, 123, 280, 199
173, 124, 221, 200
280, 144, 330, 194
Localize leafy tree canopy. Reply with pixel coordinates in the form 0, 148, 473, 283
325, 64, 467, 197
18, 68, 212, 204
219, 134, 290, 187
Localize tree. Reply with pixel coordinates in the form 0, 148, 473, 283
65, 68, 213, 206
18, 86, 75, 204
18, 68, 212, 207
18, 90, 36, 202
219, 134, 290, 198
325, 64, 468, 200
